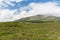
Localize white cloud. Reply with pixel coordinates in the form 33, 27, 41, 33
0, 9, 17, 22
3, 0, 24, 2
0, 0, 3, 5
0, 2, 60, 22
19, 2, 60, 17
0, 0, 25, 7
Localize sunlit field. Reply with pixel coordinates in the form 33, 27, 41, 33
0, 22, 60, 40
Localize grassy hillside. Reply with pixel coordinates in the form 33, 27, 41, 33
0, 22, 60, 40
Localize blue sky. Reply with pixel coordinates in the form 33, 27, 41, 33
1, 0, 59, 10
1, 0, 60, 14
0, 0, 60, 22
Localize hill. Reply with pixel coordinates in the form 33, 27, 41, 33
15, 15, 60, 22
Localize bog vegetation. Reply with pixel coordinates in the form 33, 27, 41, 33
0, 21, 60, 40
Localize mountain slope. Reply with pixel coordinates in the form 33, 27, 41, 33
16, 15, 60, 22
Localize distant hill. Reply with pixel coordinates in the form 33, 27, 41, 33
15, 15, 60, 22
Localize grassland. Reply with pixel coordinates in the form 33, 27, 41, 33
0, 22, 60, 40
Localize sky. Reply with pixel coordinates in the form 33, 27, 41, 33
0, 0, 60, 22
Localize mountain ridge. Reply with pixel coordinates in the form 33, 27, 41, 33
15, 15, 60, 22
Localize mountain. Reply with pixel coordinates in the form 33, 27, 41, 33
15, 15, 60, 22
